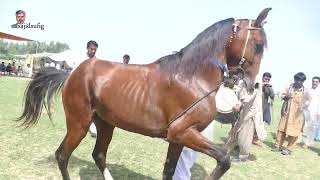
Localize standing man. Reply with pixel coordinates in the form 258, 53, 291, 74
272, 72, 311, 155
123, 54, 130, 64
226, 81, 267, 162
262, 72, 275, 125
72, 40, 98, 69
71, 40, 98, 137
0, 62, 6, 75
302, 76, 320, 149
87, 40, 98, 137
86, 40, 98, 59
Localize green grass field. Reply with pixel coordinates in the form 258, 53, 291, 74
1, 76, 320, 180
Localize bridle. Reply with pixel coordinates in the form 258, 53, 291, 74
165, 19, 261, 129
228, 19, 261, 74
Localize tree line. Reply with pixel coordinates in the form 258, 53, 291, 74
0, 40, 70, 59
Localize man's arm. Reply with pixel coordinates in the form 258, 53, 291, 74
281, 87, 291, 101
269, 86, 275, 100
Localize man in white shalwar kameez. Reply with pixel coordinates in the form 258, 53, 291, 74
303, 76, 320, 149
226, 80, 267, 161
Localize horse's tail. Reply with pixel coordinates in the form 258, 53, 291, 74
17, 67, 70, 128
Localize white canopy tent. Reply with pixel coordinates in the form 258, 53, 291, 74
47, 50, 85, 69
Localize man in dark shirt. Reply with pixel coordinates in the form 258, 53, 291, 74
0, 62, 6, 75
262, 72, 275, 125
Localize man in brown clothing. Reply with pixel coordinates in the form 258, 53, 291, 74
272, 72, 311, 155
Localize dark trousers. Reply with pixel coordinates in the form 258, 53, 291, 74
263, 103, 271, 124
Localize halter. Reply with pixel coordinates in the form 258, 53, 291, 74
165, 20, 261, 130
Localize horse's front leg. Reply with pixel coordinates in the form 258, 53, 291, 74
162, 143, 183, 180
166, 125, 230, 180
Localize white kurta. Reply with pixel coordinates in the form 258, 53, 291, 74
70, 53, 92, 72
237, 82, 267, 141
303, 86, 320, 146
226, 81, 267, 158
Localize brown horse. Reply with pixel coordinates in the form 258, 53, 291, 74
18, 8, 271, 180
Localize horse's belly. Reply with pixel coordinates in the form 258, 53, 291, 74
97, 111, 167, 138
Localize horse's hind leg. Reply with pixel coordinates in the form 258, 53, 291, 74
162, 143, 183, 180
167, 128, 230, 180
55, 109, 92, 180
91, 113, 115, 180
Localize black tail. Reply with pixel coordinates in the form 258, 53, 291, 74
17, 67, 70, 128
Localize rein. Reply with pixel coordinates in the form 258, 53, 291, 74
166, 83, 222, 129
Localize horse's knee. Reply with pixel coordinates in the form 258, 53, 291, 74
92, 151, 106, 172
92, 151, 105, 162
165, 124, 183, 143
163, 165, 175, 178
162, 172, 174, 180
218, 154, 231, 170
55, 146, 67, 169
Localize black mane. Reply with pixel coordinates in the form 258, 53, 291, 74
156, 18, 234, 77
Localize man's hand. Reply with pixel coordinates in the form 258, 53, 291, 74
233, 104, 241, 112
263, 82, 272, 87
282, 95, 292, 101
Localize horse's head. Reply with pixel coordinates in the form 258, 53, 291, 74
226, 8, 272, 92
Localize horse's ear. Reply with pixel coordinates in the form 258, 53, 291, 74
254, 8, 272, 27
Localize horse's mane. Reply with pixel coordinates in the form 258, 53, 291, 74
156, 18, 235, 77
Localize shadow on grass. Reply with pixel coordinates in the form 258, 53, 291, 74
191, 163, 208, 180
40, 155, 156, 180
308, 146, 320, 154
219, 137, 228, 143
270, 132, 276, 139
263, 140, 274, 149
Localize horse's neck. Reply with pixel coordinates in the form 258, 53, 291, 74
191, 63, 224, 92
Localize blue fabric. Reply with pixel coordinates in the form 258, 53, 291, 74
210, 57, 227, 73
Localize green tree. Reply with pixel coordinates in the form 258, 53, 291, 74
0, 40, 70, 59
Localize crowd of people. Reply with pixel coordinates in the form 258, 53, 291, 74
173, 71, 320, 179
0, 61, 32, 77
225, 71, 320, 159
272, 74, 320, 155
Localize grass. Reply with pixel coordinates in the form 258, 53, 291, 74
0, 76, 320, 180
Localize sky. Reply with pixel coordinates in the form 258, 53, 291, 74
0, 0, 319, 92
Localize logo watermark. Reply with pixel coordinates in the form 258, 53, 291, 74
15, 23, 45, 30
11, 10, 45, 30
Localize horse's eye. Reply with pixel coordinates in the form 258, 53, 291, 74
255, 43, 264, 54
